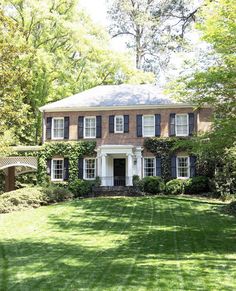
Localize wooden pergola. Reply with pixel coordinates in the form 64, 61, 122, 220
0, 146, 41, 192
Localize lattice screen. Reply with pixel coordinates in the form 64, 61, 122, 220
0, 157, 38, 170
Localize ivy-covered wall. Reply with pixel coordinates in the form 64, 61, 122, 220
144, 137, 214, 180
37, 141, 96, 184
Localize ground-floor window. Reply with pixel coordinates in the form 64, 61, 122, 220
177, 156, 190, 178
84, 158, 96, 180
51, 159, 64, 181
143, 157, 155, 177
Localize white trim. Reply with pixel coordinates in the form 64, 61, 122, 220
175, 114, 189, 137
114, 115, 124, 133
51, 158, 64, 182
84, 116, 96, 139
176, 156, 190, 179
143, 157, 156, 177
83, 158, 96, 180
142, 115, 155, 137
52, 117, 64, 140
40, 103, 203, 112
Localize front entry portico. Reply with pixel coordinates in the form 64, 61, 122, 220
96, 145, 143, 187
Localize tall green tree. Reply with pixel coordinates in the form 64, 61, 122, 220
168, 0, 236, 194
108, 0, 199, 73
0, 9, 34, 145
1, 0, 154, 144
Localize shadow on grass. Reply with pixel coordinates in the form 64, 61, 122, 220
1, 196, 236, 290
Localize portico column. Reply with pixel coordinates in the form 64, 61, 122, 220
127, 154, 133, 186
101, 154, 107, 186
136, 152, 142, 179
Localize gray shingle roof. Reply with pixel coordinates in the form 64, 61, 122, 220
40, 84, 184, 111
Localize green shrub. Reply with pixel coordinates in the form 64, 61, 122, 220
140, 176, 165, 194
43, 186, 74, 203
132, 175, 140, 187
184, 176, 209, 194
69, 178, 99, 197
165, 179, 185, 195
0, 186, 74, 214
0, 187, 45, 213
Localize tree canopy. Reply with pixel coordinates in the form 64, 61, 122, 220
0, 0, 154, 146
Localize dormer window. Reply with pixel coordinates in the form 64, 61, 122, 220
52, 117, 64, 139
115, 116, 124, 133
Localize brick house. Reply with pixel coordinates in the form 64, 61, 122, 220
39, 84, 212, 186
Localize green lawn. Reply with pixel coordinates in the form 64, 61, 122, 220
0, 196, 236, 290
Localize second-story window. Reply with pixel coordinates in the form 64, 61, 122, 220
84, 117, 96, 138
176, 114, 188, 136
52, 117, 64, 139
143, 115, 155, 137
115, 115, 124, 133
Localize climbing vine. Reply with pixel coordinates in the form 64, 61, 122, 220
144, 137, 193, 180
37, 141, 96, 184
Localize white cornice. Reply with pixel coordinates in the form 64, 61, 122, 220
39, 103, 204, 113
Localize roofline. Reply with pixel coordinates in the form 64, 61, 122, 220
39, 103, 209, 113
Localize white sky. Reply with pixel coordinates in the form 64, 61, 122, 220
80, 0, 108, 26
79, 0, 128, 51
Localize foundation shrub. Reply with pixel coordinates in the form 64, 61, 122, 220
165, 179, 185, 195
184, 176, 209, 194
140, 176, 165, 194
69, 178, 100, 197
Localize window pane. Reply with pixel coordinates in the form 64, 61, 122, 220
52, 160, 63, 180
85, 117, 96, 138
177, 157, 189, 178
115, 116, 123, 132
53, 119, 64, 138
85, 159, 96, 179
143, 116, 154, 136
144, 158, 155, 176
176, 115, 188, 136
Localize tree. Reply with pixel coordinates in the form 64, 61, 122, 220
0, 9, 34, 144
1, 0, 154, 144
168, 0, 236, 195
108, 0, 200, 74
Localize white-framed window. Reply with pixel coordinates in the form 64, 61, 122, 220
143, 115, 155, 137
51, 158, 64, 181
143, 157, 156, 177
177, 156, 190, 178
84, 117, 96, 138
115, 115, 124, 133
176, 114, 189, 136
84, 158, 96, 180
52, 117, 64, 139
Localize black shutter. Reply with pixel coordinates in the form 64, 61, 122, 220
124, 115, 129, 133
109, 115, 114, 133
169, 113, 176, 136
96, 116, 102, 138
46, 159, 52, 176
64, 158, 69, 181
156, 157, 162, 177
64, 117, 70, 139
190, 156, 196, 177
155, 114, 161, 137
78, 158, 84, 179
137, 114, 142, 137
78, 116, 84, 139
189, 113, 195, 136
46, 117, 52, 140
171, 156, 177, 178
